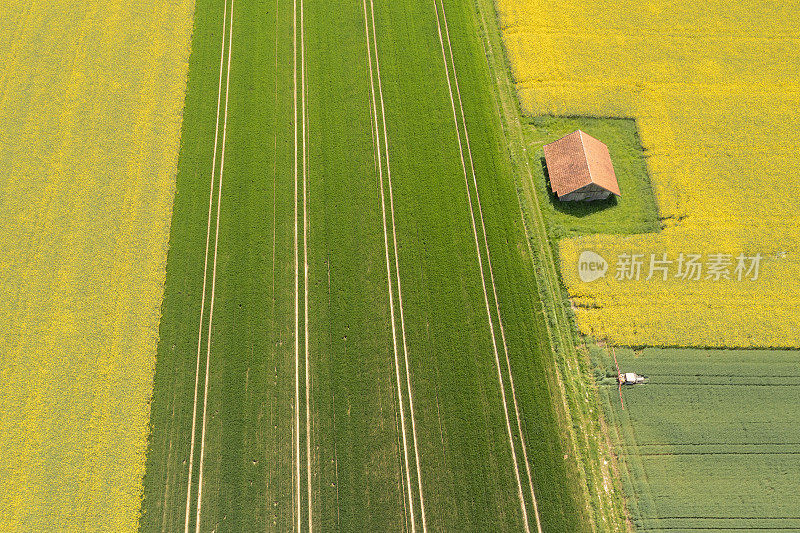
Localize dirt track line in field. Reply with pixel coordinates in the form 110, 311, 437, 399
432, 2, 532, 531
300, 0, 313, 527
292, 0, 301, 526
437, 3, 542, 531
368, 0, 428, 530
194, 1, 235, 531
183, 1, 229, 531
361, 1, 417, 530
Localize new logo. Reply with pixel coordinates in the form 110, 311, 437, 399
578, 250, 608, 282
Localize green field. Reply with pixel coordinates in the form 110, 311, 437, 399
139, 0, 592, 530
596, 347, 800, 531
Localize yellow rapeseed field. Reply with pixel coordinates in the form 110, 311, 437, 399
497, 0, 800, 347
0, 1, 194, 529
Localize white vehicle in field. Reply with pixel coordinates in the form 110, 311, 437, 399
618, 372, 646, 385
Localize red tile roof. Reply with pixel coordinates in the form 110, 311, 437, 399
543, 130, 620, 197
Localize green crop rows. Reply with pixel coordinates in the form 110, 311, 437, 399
597, 347, 800, 532
139, 0, 590, 530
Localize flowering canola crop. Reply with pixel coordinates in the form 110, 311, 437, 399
0, 1, 193, 529
497, 0, 800, 347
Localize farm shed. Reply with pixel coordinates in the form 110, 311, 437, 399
543, 130, 621, 201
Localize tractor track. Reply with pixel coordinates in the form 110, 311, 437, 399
183, 1, 234, 531
432, 0, 542, 531
361, 1, 427, 530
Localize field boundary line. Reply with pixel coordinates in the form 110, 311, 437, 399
432, 1, 534, 530
194, 1, 235, 530
183, 1, 229, 531
437, 3, 542, 528
368, 0, 428, 529
361, 1, 418, 529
